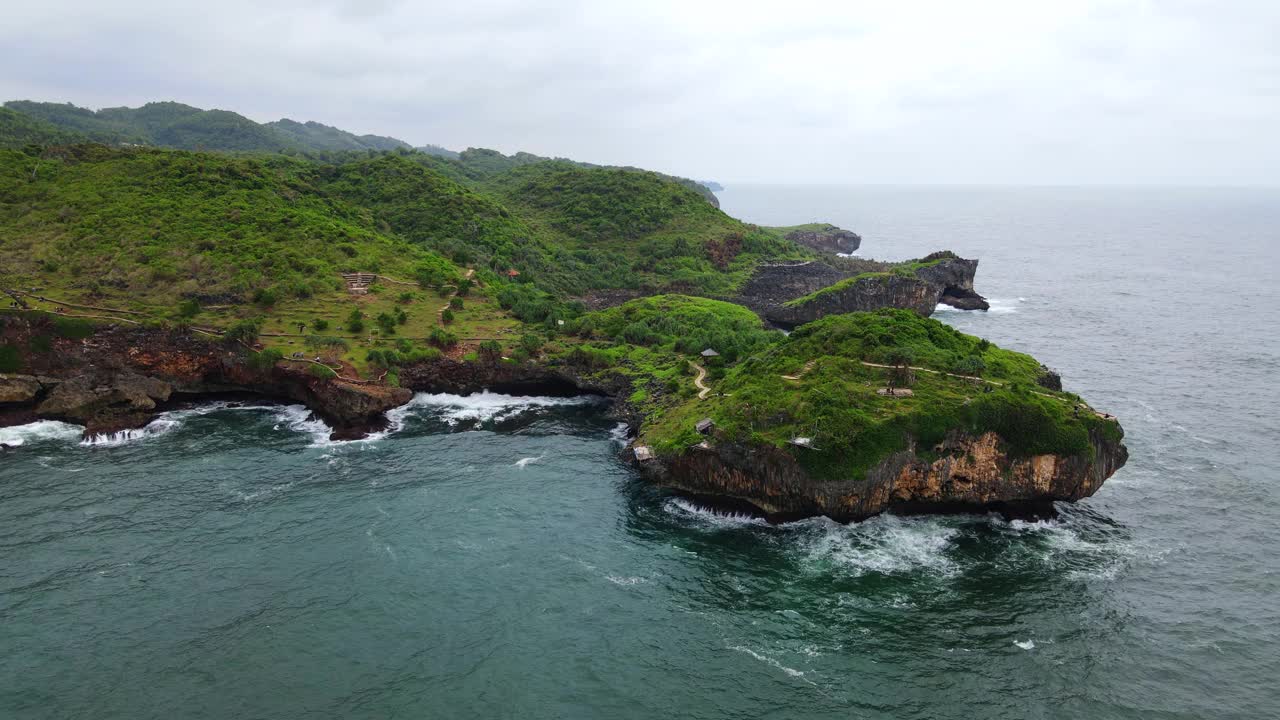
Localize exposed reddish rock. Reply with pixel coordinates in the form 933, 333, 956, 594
640, 428, 1127, 521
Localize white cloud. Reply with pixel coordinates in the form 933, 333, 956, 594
1, 0, 1276, 184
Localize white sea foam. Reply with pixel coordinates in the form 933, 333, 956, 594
728, 646, 810, 680
608, 422, 632, 445
795, 514, 959, 577
0, 420, 82, 446
605, 575, 647, 586
391, 391, 603, 428
80, 417, 183, 447
1014, 639, 1036, 650
79, 402, 290, 447
663, 497, 769, 528
514, 454, 545, 468
985, 297, 1022, 314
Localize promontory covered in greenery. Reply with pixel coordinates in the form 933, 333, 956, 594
0, 100, 1126, 520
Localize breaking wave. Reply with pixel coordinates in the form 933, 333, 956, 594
0, 420, 83, 446
792, 514, 961, 577
389, 391, 604, 428
663, 497, 770, 528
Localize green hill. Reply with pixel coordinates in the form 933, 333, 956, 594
267, 119, 411, 152
0, 108, 86, 147
484, 162, 807, 295
2, 101, 423, 155
0, 145, 460, 306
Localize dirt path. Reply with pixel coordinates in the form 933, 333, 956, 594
689, 361, 711, 400
858, 360, 1113, 418
781, 360, 816, 381
437, 268, 475, 326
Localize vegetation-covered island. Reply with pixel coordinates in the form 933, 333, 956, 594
0, 100, 1127, 520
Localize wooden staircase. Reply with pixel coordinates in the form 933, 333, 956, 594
341, 273, 377, 295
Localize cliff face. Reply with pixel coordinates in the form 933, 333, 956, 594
766, 274, 940, 327
735, 262, 850, 311
915, 257, 990, 311
643, 427, 1127, 521
785, 226, 862, 255
738, 256, 988, 327
0, 317, 409, 438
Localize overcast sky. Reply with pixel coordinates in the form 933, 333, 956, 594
2, 0, 1277, 185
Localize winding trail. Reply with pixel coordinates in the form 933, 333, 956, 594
437, 269, 475, 326
689, 361, 711, 400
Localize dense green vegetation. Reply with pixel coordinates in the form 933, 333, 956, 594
642, 310, 1116, 479
572, 294, 780, 362
266, 119, 410, 152
0, 145, 461, 305
0, 108, 85, 147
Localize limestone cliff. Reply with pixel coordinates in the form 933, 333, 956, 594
740, 253, 990, 328
784, 225, 862, 255
641, 427, 1127, 521
0, 317, 409, 438
765, 273, 941, 327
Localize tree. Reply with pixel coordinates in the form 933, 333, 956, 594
347, 307, 365, 334
885, 349, 915, 390
478, 340, 502, 364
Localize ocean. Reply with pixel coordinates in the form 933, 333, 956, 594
3, 185, 1278, 719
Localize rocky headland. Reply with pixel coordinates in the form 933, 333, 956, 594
737, 251, 990, 328
782, 224, 862, 255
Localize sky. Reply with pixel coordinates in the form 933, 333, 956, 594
2, 0, 1277, 185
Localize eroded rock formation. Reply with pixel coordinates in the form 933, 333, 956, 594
739, 254, 990, 328
785, 225, 862, 255
641, 427, 1127, 521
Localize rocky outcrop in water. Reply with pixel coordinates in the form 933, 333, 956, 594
641, 427, 1127, 521
785, 225, 862, 255
765, 274, 940, 327
739, 253, 989, 328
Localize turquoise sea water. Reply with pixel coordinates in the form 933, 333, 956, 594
3, 186, 1278, 718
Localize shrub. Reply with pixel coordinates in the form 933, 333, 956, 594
224, 317, 263, 344
366, 348, 401, 367
428, 327, 457, 348
519, 333, 543, 355
441, 308, 455, 324
395, 308, 407, 325
952, 355, 986, 376
176, 299, 201, 319
304, 335, 348, 350
376, 312, 397, 334
248, 348, 282, 371
308, 363, 337, 379
456, 278, 472, 297
478, 340, 502, 363
347, 307, 365, 334
252, 287, 279, 307
312, 318, 329, 332
449, 297, 464, 310
398, 292, 416, 304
